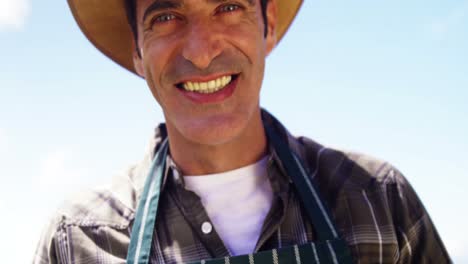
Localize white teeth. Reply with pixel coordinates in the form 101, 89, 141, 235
187, 82, 194, 91
183, 75, 232, 93
208, 80, 216, 89
200, 82, 207, 90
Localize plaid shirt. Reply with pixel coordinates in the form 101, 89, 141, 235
33, 110, 451, 264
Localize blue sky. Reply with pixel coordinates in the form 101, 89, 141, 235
1, 0, 467, 262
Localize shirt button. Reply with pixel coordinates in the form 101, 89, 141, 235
201, 222, 213, 234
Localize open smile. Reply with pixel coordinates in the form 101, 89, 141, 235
176, 74, 239, 94
175, 74, 240, 104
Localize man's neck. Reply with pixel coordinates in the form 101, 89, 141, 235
166, 111, 267, 176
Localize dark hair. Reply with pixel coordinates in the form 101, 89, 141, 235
124, 0, 269, 57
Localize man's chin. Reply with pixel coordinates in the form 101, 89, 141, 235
180, 123, 245, 147
165, 108, 260, 148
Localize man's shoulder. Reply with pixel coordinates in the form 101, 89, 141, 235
33, 135, 161, 263
294, 135, 406, 189
263, 110, 404, 188
53, 169, 137, 229
53, 130, 163, 229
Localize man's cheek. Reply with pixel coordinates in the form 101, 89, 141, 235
144, 69, 163, 104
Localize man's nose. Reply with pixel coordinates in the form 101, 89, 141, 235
182, 21, 222, 70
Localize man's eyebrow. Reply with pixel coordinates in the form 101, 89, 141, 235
142, 0, 183, 22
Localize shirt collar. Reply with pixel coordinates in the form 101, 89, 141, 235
132, 109, 303, 204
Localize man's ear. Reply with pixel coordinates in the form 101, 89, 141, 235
133, 48, 146, 78
265, 0, 278, 55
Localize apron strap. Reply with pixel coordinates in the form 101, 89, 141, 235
126, 126, 351, 263
126, 139, 169, 264
264, 125, 339, 241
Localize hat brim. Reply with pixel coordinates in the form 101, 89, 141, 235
68, 0, 303, 75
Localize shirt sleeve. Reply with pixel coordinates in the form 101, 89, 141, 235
388, 169, 452, 264
32, 216, 61, 264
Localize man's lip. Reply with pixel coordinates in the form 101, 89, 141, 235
175, 72, 239, 85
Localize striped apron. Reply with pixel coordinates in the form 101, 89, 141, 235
126, 125, 354, 264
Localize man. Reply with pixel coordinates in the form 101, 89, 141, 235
34, 0, 450, 263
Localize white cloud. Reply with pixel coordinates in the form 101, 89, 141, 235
8, 149, 93, 263
0, 0, 31, 31
36, 149, 90, 191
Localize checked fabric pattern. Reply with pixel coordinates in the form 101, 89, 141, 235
33, 110, 451, 264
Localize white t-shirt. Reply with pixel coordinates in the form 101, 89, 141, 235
183, 156, 274, 256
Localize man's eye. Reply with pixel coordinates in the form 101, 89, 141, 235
153, 13, 176, 24
218, 4, 241, 13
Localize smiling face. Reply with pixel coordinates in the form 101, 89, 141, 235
133, 0, 277, 147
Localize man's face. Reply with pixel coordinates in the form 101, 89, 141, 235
134, 0, 276, 146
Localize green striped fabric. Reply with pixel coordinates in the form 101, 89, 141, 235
191, 239, 352, 264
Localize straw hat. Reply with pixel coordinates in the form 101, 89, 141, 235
67, 0, 303, 75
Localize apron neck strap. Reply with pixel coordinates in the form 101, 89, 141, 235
127, 139, 169, 264
265, 125, 339, 241
127, 124, 343, 264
